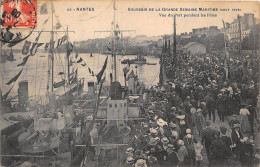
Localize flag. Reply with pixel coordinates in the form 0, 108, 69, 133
88, 67, 91, 74
222, 19, 226, 30
2, 87, 13, 100
81, 63, 86, 66
40, 3, 48, 14
37, 43, 44, 47
8, 33, 22, 47
123, 60, 130, 77
17, 55, 30, 66
77, 57, 83, 63
3, 31, 14, 42
6, 69, 23, 85
96, 56, 108, 84
56, 22, 62, 29
61, 35, 68, 43
56, 39, 61, 48
22, 41, 31, 55
44, 43, 49, 50
91, 71, 94, 76
58, 72, 64, 75
53, 79, 65, 88
30, 42, 38, 56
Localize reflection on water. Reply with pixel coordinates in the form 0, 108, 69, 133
1, 53, 160, 99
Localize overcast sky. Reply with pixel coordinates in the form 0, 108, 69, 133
30, 0, 259, 42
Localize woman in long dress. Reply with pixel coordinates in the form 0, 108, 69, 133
239, 106, 251, 134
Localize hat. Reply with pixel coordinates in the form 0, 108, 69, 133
148, 156, 158, 164
176, 115, 185, 119
187, 134, 192, 138
135, 159, 147, 167
180, 120, 185, 125
197, 109, 202, 113
149, 138, 159, 146
126, 156, 134, 164
171, 107, 176, 110
161, 137, 169, 144
218, 94, 222, 98
232, 114, 237, 117
150, 129, 158, 135
171, 131, 178, 138
167, 144, 174, 149
186, 129, 191, 134
178, 140, 184, 146
126, 147, 134, 153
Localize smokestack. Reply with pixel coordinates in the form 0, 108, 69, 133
168, 40, 171, 54
173, 14, 176, 56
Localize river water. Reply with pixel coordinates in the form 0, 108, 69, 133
1, 53, 160, 100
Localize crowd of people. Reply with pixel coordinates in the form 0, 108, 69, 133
124, 52, 260, 167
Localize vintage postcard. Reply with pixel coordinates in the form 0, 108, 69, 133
0, 0, 260, 166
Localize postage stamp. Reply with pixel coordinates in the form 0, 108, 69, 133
2, 0, 37, 28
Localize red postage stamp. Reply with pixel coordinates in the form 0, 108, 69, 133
2, 0, 37, 28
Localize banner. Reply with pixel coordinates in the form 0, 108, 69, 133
22, 41, 31, 55
6, 69, 23, 85
77, 57, 83, 63
17, 55, 30, 66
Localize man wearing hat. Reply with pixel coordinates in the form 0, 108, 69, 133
220, 126, 232, 151
231, 123, 243, 158
161, 144, 179, 167
177, 140, 189, 167
201, 122, 217, 163
229, 114, 240, 129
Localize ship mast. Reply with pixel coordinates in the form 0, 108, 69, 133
113, 1, 117, 81
51, 2, 54, 92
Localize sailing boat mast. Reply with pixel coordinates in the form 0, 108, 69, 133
66, 26, 70, 85
113, 1, 117, 82
51, 1, 54, 92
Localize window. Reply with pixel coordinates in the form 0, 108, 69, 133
109, 104, 112, 108
124, 103, 126, 107
115, 104, 117, 107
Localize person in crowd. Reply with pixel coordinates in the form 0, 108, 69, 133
239, 102, 251, 134
201, 122, 216, 164
177, 140, 189, 167
194, 141, 203, 167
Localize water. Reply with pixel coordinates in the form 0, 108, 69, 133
1, 53, 160, 100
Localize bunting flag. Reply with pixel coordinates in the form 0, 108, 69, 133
91, 71, 94, 76
67, 42, 73, 57
3, 31, 14, 42
88, 67, 91, 74
8, 33, 22, 47
96, 56, 108, 84
77, 57, 83, 63
30, 42, 38, 56
22, 41, 31, 55
61, 35, 68, 43
40, 3, 48, 14
6, 69, 23, 85
58, 72, 64, 75
56, 39, 61, 48
2, 86, 13, 100
17, 55, 30, 66
53, 79, 65, 88
123, 60, 130, 77
44, 43, 49, 50
56, 22, 62, 29
81, 63, 86, 66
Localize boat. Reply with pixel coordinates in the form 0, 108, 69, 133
147, 62, 157, 65
90, 53, 93, 57
121, 55, 146, 64
78, 2, 145, 166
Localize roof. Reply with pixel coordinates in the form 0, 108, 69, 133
182, 42, 205, 49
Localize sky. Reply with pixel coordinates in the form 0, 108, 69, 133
13, 0, 260, 42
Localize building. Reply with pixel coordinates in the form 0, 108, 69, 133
225, 13, 256, 43
182, 42, 206, 55
191, 26, 221, 38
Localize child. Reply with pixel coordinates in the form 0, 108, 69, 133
194, 141, 203, 166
